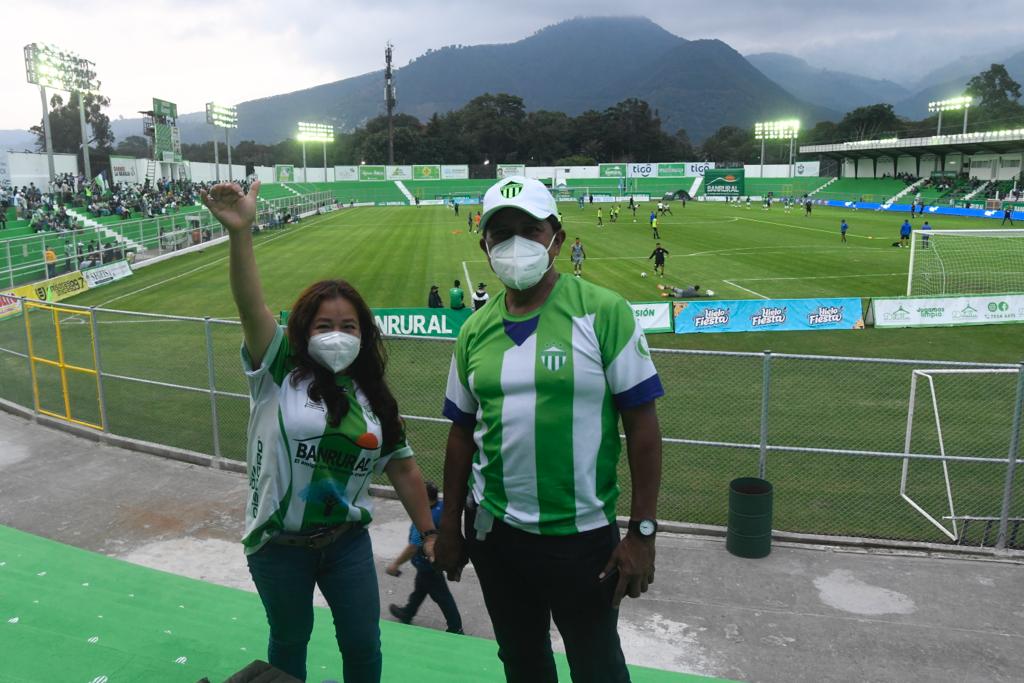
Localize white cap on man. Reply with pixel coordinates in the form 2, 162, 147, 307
479, 176, 558, 232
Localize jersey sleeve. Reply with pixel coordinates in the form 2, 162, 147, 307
443, 339, 478, 428
598, 297, 664, 410
375, 420, 414, 474
241, 326, 291, 399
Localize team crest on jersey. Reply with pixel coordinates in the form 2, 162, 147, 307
500, 181, 524, 199
540, 345, 567, 372
635, 335, 651, 358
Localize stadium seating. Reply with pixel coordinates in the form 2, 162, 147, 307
814, 178, 908, 203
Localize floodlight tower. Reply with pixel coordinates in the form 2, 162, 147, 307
24, 43, 101, 185
385, 42, 396, 166
297, 122, 334, 183
928, 96, 973, 135
206, 103, 238, 182
753, 119, 801, 178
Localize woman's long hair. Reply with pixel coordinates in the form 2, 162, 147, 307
286, 279, 401, 449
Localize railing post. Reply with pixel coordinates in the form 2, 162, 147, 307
204, 317, 222, 459
5, 242, 13, 288
759, 350, 772, 479
995, 362, 1024, 549
89, 306, 109, 432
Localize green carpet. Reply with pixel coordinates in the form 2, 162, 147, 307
0, 526, 721, 682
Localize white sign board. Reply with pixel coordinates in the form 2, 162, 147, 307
110, 156, 140, 183
629, 301, 673, 333
386, 165, 413, 181
872, 294, 1024, 328
334, 165, 359, 181
82, 260, 134, 288
627, 163, 659, 178
441, 165, 469, 180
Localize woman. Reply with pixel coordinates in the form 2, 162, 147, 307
202, 181, 437, 682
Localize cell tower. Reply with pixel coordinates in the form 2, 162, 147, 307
385, 41, 396, 165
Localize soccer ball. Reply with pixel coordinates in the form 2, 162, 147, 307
707, 289, 715, 296
640, 272, 647, 278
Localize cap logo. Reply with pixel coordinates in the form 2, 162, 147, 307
500, 181, 524, 199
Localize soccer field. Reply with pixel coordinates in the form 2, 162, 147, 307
0, 200, 1021, 546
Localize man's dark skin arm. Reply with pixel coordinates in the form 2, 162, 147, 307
600, 400, 662, 608
434, 421, 475, 581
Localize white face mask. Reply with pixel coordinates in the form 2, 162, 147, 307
486, 234, 557, 290
307, 331, 361, 373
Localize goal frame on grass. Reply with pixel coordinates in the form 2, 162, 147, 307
906, 228, 1024, 296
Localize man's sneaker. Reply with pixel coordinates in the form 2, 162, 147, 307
446, 627, 465, 635
389, 604, 412, 624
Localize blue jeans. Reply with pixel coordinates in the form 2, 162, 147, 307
246, 527, 382, 682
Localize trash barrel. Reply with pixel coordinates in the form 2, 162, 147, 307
726, 477, 773, 558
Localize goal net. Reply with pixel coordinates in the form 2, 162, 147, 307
906, 228, 1024, 296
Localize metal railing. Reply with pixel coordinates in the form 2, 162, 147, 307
0, 302, 1020, 550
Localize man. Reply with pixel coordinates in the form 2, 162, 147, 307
387, 482, 464, 635
471, 282, 489, 310
449, 280, 466, 310
804, 198, 812, 216
435, 175, 662, 683
840, 219, 849, 244
467, 212, 474, 234
900, 218, 912, 247
661, 200, 673, 216
596, 207, 603, 227
921, 220, 932, 249
656, 283, 708, 298
1002, 206, 1015, 226
649, 242, 669, 277
63, 240, 75, 272
474, 212, 482, 233
651, 213, 660, 240
428, 285, 444, 309
570, 236, 586, 277
44, 245, 57, 278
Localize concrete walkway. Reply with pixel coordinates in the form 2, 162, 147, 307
0, 409, 1021, 682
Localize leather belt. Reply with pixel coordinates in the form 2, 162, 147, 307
270, 523, 358, 550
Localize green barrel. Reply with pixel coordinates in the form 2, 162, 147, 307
726, 477, 773, 558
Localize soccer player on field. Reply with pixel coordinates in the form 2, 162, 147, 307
597, 207, 603, 227
804, 198, 812, 216
649, 242, 669, 277
651, 214, 660, 239
657, 283, 708, 298
921, 220, 932, 248
570, 237, 587, 277
840, 219, 849, 244
900, 218, 912, 247
436, 175, 663, 683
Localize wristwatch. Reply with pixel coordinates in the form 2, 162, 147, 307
420, 529, 439, 538
628, 519, 658, 538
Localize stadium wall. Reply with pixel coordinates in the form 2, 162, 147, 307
7, 151, 79, 189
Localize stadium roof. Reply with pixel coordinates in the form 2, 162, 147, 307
799, 129, 1024, 158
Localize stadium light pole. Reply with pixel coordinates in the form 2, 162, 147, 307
206, 103, 237, 183
929, 96, 972, 135
297, 122, 334, 183
754, 119, 800, 178
24, 43, 101, 187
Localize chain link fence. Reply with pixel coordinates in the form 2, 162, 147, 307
1, 303, 1021, 550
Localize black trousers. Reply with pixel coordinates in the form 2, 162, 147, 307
467, 518, 630, 683
405, 566, 462, 632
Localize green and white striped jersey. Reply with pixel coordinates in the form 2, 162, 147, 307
444, 274, 663, 535
242, 326, 412, 554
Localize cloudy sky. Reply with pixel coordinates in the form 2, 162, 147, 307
2, 0, 1021, 131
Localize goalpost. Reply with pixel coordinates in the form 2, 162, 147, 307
906, 228, 1024, 296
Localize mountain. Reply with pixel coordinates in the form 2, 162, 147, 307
747, 53, 909, 114
111, 17, 831, 145
894, 48, 1024, 118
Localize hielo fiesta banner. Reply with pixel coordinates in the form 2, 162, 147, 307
674, 298, 864, 334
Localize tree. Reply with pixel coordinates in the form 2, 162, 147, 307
965, 64, 1024, 130
700, 126, 755, 164
460, 93, 526, 162
29, 92, 114, 154
834, 104, 902, 142
114, 135, 150, 158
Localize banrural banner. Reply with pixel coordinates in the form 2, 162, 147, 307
629, 301, 673, 333
110, 156, 140, 183
674, 297, 864, 334
441, 165, 469, 180
496, 164, 526, 179
373, 307, 474, 338
82, 260, 133, 289
334, 165, 359, 181
704, 169, 745, 198
274, 165, 295, 183
413, 165, 441, 180
599, 163, 628, 178
386, 165, 413, 181
870, 294, 1024, 328
358, 165, 386, 181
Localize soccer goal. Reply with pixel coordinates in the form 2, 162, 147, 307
906, 228, 1024, 296
900, 367, 1021, 544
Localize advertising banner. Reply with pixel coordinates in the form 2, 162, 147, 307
871, 294, 1024, 328
334, 165, 359, 181
152, 98, 177, 119
110, 156, 140, 184
703, 169, 745, 198
793, 161, 821, 177
599, 163, 628, 178
386, 165, 413, 181
359, 165, 386, 181
412, 165, 441, 180
24, 271, 90, 305
274, 165, 295, 183
441, 165, 469, 180
687, 162, 715, 177
657, 163, 688, 178
629, 301, 673, 333
82, 260, 133, 289
627, 163, 659, 178
496, 164, 526, 179
0, 284, 36, 321
674, 297, 863, 334
373, 307, 474, 338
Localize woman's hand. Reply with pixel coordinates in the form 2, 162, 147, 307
201, 181, 260, 232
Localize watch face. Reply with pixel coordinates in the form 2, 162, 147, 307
639, 519, 656, 536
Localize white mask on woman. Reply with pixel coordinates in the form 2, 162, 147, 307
307, 331, 361, 373
486, 234, 557, 290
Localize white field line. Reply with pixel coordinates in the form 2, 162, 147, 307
737, 215, 876, 240
462, 260, 472, 291
737, 272, 907, 282
722, 279, 769, 299
462, 244, 890, 265
94, 213, 337, 309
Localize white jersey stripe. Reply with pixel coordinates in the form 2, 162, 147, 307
571, 314, 606, 526
498, 334, 541, 530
